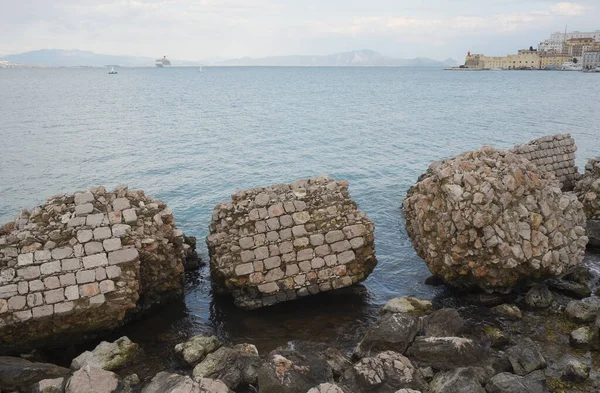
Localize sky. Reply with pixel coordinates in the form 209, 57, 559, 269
0, 0, 598, 61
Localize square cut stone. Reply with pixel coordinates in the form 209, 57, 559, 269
77, 230, 93, 243
325, 230, 344, 244
54, 301, 74, 314
40, 261, 61, 275
267, 203, 285, 217
103, 238, 122, 252
74, 244, 84, 257
255, 221, 267, 234
44, 276, 61, 289
99, 280, 115, 293
315, 245, 331, 257
285, 264, 299, 276
324, 255, 337, 267
293, 237, 309, 248
67, 217, 86, 227
0, 268, 15, 284
111, 224, 131, 237
34, 250, 52, 261
32, 305, 54, 318
235, 263, 254, 276
284, 202, 296, 213
8, 295, 26, 310
310, 234, 325, 246
350, 237, 365, 249
293, 200, 307, 211
93, 227, 112, 240
106, 265, 122, 279
84, 242, 104, 256
75, 191, 95, 205
61, 258, 81, 271
59, 273, 76, 287
108, 248, 138, 265
17, 266, 40, 280
17, 253, 34, 266
266, 231, 279, 242
86, 213, 106, 228
29, 280, 44, 292
95, 267, 106, 281
331, 240, 352, 253
343, 224, 366, 239
112, 197, 131, 211
52, 247, 73, 260
122, 208, 138, 223
266, 218, 280, 231
337, 250, 356, 264
80, 282, 100, 297
297, 248, 314, 261
76, 270, 96, 284
311, 258, 325, 269
280, 228, 292, 240
240, 250, 255, 263
292, 225, 307, 237
239, 237, 254, 250
279, 215, 294, 228
44, 288, 64, 304
83, 253, 108, 268
253, 260, 264, 272
292, 211, 310, 225
299, 261, 312, 272
258, 282, 279, 294
253, 234, 266, 246
254, 247, 269, 260
13, 310, 32, 321
75, 203, 93, 216
279, 241, 294, 254
65, 285, 79, 300
18, 281, 28, 294
89, 294, 106, 306
264, 256, 281, 270
27, 292, 44, 307
108, 211, 122, 224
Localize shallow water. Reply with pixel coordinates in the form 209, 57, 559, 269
1, 67, 599, 374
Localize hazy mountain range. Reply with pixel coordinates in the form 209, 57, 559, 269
1, 49, 457, 68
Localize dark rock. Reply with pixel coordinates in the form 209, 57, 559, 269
547, 279, 591, 299
465, 293, 515, 307
423, 309, 464, 337
428, 367, 486, 393
565, 298, 600, 322
483, 327, 510, 349
323, 348, 352, 379
505, 338, 546, 376
587, 219, 600, 248
351, 351, 428, 393
561, 266, 593, 286
524, 285, 553, 309
356, 312, 420, 357
491, 304, 522, 320
425, 275, 445, 286
192, 344, 261, 390
0, 356, 70, 392
257, 348, 333, 393
406, 337, 487, 371
183, 235, 202, 270
561, 357, 590, 382
65, 366, 121, 393
142, 371, 232, 393
485, 371, 548, 393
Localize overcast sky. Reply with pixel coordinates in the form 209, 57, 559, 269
0, 0, 598, 61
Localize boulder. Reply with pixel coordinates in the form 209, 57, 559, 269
257, 348, 333, 393
574, 157, 600, 219
174, 335, 221, 366
71, 336, 138, 371
65, 365, 121, 393
30, 377, 66, 393
356, 313, 420, 357
587, 219, 600, 248
192, 344, 261, 390
524, 285, 553, 309
505, 338, 546, 376
381, 297, 432, 315
491, 304, 522, 320
569, 326, 598, 348
483, 327, 510, 349
0, 356, 70, 392
403, 147, 588, 292
322, 348, 352, 379
565, 298, 600, 322
428, 367, 486, 393
0, 186, 191, 353
484, 370, 548, 393
547, 279, 591, 299
422, 309, 464, 337
306, 383, 345, 393
406, 337, 487, 370
561, 266, 593, 286
206, 175, 377, 309
351, 351, 427, 393
561, 357, 590, 382
141, 371, 232, 393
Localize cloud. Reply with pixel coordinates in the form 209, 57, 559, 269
550, 2, 585, 16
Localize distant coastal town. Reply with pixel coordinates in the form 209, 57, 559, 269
455, 29, 600, 72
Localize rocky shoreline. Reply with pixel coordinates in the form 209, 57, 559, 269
1, 133, 600, 392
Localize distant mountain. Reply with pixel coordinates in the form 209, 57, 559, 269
217, 50, 457, 67
0, 49, 202, 67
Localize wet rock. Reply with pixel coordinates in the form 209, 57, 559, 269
422, 309, 464, 337
65, 365, 120, 393
192, 344, 261, 390
381, 297, 432, 315
352, 351, 428, 393
564, 298, 600, 323
122, 373, 140, 393
183, 235, 203, 271
561, 357, 590, 382
142, 371, 233, 393
323, 348, 352, 379
587, 219, 600, 248
485, 370, 548, 393
561, 266, 593, 286
406, 337, 486, 371
505, 338, 546, 376
524, 285, 553, 309
483, 327, 510, 349
29, 377, 65, 393
71, 336, 138, 371
356, 312, 420, 357
306, 383, 345, 393
424, 275, 445, 286
574, 157, 600, 219
0, 356, 70, 392
492, 304, 522, 320
569, 326, 598, 348
403, 146, 588, 293
547, 279, 591, 299
174, 335, 221, 366
257, 348, 333, 393
428, 367, 486, 393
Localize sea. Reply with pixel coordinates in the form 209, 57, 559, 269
0, 67, 599, 374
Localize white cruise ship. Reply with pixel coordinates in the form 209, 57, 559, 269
155, 56, 171, 67
560, 62, 583, 71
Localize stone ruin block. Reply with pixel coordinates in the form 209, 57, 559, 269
511, 133, 579, 190
206, 175, 377, 309
0, 186, 191, 353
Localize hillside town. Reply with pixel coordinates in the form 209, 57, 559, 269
461, 29, 600, 71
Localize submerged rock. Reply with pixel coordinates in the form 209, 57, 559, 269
492, 304, 522, 320
381, 297, 432, 314
505, 338, 546, 376
206, 175, 377, 309
587, 219, 600, 248
71, 336, 138, 371
0, 186, 191, 353
403, 146, 588, 293
0, 356, 70, 392
192, 344, 261, 390
174, 335, 221, 366
406, 337, 486, 371
65, 365, 120, 393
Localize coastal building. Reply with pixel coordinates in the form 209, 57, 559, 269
565, 37, 595, 58
538, 52, 571, 69
583, 51, 600, 69
464, 50, 541, 70
538, 30, 600, 53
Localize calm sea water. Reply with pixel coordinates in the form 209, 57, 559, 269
1, 67, 599, 373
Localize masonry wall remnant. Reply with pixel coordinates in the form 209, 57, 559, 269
206, 175, 377, 309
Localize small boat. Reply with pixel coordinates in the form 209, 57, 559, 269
584, 67, 600, 73
108, 66, 117, 74
560, 62, 583, 71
